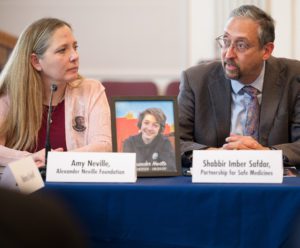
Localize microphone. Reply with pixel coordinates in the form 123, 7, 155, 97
40, 83, 57, 179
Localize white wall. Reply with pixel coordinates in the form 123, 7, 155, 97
271, 0, 294, 57
189, 0, 300, 60
0, 0, 299, 93
296, 0, 300, 59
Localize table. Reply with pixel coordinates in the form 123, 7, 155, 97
43, 176, 300, 248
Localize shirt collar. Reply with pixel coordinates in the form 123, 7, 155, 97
231, 62, 265, 94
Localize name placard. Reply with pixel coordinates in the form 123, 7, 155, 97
46, 152, 137, 183
192, 150, 283, 183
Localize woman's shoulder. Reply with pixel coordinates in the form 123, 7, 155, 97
67, 78, 105, 98
70, 78, 104, 90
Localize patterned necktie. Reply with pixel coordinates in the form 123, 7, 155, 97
242, 86, 260, 140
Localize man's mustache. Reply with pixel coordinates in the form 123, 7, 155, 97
224, 59, 238, 67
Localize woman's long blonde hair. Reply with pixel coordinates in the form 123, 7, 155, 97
0, 18, 72, 151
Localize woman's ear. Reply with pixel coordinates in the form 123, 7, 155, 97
30, 53, 42, 71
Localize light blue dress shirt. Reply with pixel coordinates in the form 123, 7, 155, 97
230, 63, 265, 136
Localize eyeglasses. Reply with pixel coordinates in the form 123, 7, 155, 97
215, 35, 253, 53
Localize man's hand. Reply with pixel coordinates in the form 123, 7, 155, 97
222, 134, 270, 150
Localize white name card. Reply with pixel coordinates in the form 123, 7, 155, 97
0, 156, 44, 194
46, 152, 137, 183
192, 150, 283, 183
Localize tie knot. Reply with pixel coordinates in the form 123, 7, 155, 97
242, 86, 259, 97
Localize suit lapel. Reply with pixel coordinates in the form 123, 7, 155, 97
208, 69, 232, 146
259, 59, 284, 144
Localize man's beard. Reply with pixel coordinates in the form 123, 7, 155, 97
223, 59, 241, 80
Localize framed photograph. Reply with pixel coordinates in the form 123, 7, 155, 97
111, 96, 181, 177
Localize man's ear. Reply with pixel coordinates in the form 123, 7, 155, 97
30, 53, 42, 71
262, 42, 274, 61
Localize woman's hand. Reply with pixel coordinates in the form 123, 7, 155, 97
32, 147, 64, 168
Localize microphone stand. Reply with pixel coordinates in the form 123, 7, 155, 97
39, 83, 57, 180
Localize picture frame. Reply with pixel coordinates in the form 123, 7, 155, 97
111, 96, 181, 177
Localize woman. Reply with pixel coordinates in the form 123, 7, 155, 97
123, 108, 176, 172
0, 18, 112, 167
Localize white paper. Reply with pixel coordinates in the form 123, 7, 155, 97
46, 152, 137, 183
192, 150, 283, 183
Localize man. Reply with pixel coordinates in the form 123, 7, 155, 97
179, 5, 300, 168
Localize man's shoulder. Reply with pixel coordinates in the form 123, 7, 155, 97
271, 56, 300, 64
182, 59, 224, 86
184, 59, 223, 76
268, 56, 300, 72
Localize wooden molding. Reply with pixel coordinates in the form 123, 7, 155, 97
0, 30, 17, 49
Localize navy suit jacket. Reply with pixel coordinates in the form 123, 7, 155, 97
178, 57, 300, 167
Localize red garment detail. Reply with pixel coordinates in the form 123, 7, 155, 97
34, 100, 67, 152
